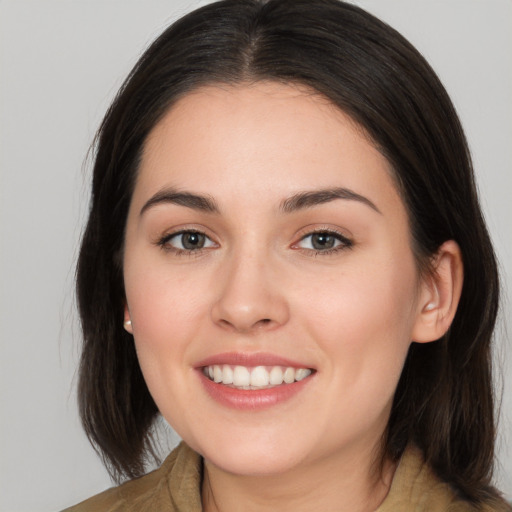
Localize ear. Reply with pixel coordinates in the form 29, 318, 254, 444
123, 304, 133, 334
411, 240, 464, 343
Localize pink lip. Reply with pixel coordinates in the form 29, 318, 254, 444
198, 372, 313, 410
195, 352, 315, 411
195, 352, 313, 369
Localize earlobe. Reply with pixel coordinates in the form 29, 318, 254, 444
123, 305, 133, 334
412, 240, 464, 343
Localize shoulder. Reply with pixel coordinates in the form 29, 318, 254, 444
378, 445, 511, 512
61, 443, 203, 512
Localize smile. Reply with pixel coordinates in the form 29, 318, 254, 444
197, 353, 316, 409
202, 365, 312, 389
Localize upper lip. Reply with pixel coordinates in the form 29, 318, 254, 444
195, 352, 314, 369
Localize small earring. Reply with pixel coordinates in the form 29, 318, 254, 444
124, 319, 132, 331
424, 302, 436, 312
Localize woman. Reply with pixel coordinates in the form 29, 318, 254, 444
65, 0, 510, 510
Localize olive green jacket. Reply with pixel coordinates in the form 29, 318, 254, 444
63, 443, 510, 511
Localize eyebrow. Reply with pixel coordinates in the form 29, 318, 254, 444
140, 186, 381, 217
280, 187, 381, 214
140, 188, 220, 216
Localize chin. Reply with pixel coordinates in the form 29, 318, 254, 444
190, 430, 310, 477
205, 449, 304, 477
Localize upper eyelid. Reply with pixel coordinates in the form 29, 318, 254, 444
157, 225, 215, 241
301, 228, 349, 238
162, 228, 207, 239
157, 230, 217, 256
160, 229, 216, 245
292, 228, 353, 251
156, 226, 352, 248
294, 226, 352, 242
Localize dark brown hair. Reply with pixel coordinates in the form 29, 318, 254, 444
76, 0, 503, 503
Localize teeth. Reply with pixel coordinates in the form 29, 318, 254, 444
295, 368, 311, 381
250, 366, 269, 387
213, 365, 223, 383
203, 364, 312, 389
233, 366, 251, 387
283, 367, 295, 384
269, 366, 284, 385
222, 365, 233, 384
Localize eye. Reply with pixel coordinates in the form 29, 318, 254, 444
159, 230, 216, 252
295, 230, 352, 253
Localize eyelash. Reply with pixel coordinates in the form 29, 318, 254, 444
156, 228, 353, 257
156, 229, 216, 257
294, 228, 353, 256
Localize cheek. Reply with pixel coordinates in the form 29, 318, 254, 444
301, 251, 418, 395
123, 266, 210, 433
122, 257, 210, 389
306, 253, 416, 329
125, 255, 209, 335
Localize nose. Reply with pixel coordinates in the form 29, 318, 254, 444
210, 251, 290, 334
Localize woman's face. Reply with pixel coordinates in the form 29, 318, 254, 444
123, 82, 427, 476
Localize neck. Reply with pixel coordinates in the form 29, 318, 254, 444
201, 439, 396, 512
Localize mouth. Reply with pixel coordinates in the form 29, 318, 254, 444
202, 364, 313, 390
196, 353, 316, 409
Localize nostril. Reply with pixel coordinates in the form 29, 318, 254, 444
253, 319, 273, 329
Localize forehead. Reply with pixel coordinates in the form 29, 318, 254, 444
136, 81, 402, 216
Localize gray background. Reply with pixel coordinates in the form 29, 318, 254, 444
0, 1, 510, 510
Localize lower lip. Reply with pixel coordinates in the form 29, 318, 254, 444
198, 371, 313, 410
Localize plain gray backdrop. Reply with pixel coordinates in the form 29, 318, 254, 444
0, 1, 510, 510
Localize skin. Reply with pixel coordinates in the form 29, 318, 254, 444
122, 81, 462, 512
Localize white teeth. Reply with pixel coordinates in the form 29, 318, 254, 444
295, 368, 312, 381
283, 367, 295, 384
222, 365, 233, 384
233, 366, 251, 387
269, 366, 284, 385
250, 366, 269, 387
213, 365, 223, 383
204, 364, 313, 388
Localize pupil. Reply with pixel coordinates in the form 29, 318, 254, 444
182, 232, 205, 250
312, 233, 335, 250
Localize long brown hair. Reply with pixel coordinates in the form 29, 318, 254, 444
76, 0, 502, 503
